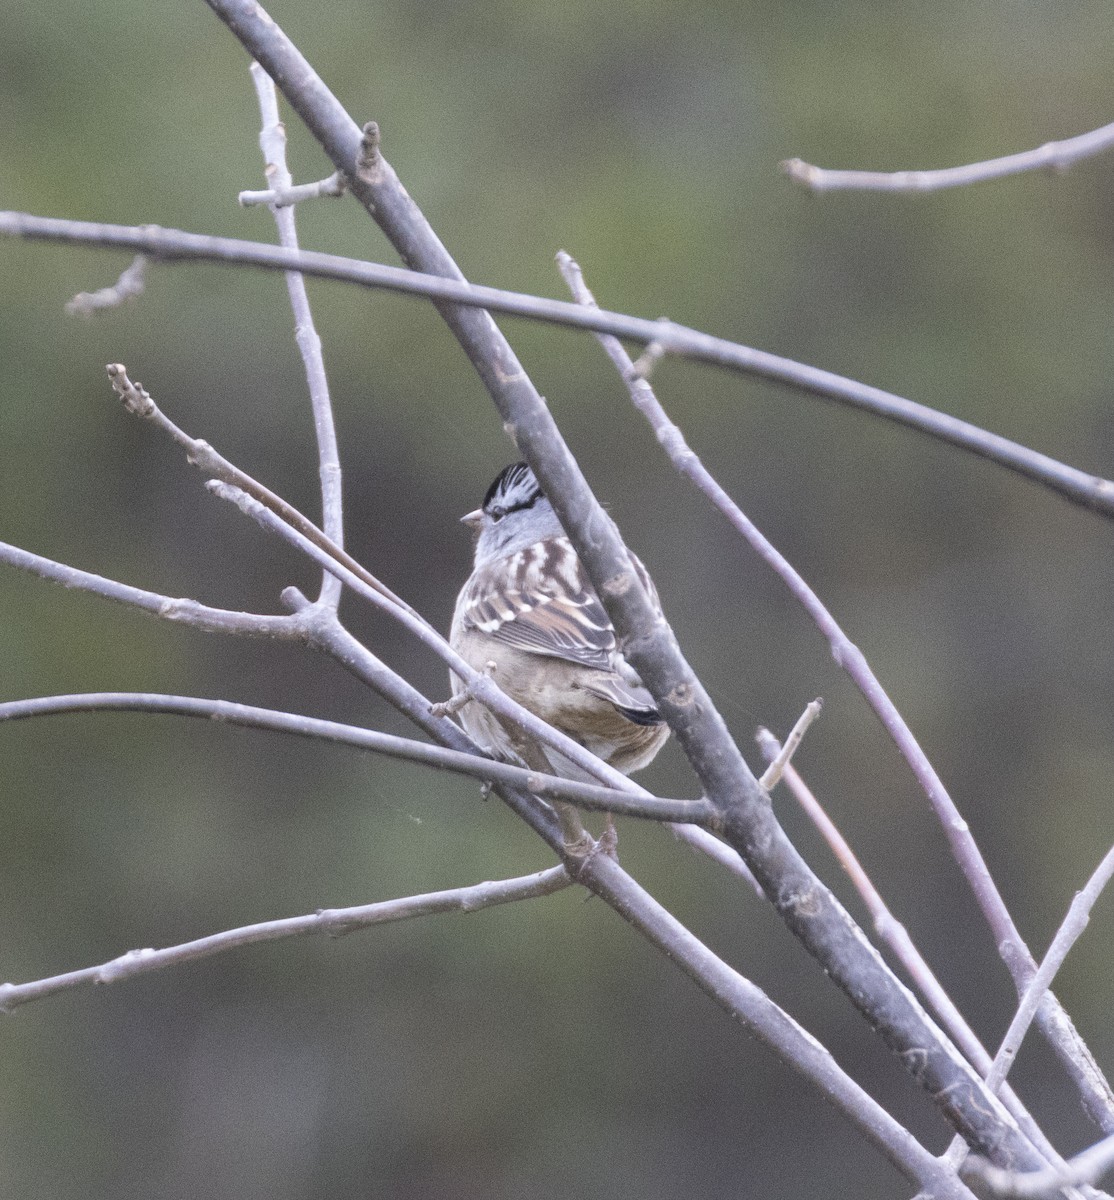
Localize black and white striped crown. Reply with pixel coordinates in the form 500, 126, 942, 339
482, 462, 545, 522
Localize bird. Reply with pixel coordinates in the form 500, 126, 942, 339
449, 462, 669, 780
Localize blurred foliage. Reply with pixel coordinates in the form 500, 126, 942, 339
3, 1, 1114, 1197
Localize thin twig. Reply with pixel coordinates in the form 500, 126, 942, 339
964, 1132, 1114, 1199
557, 248, 1114, 1132
106, 364, 412, 619
2, 211, 1111, 518
239, 171, 345, 207
65, 253, 147, 314
758, 700, 822, 789
782, 119, 1114, 193
0, 537, 301, 639
0, 692, 714, 824
248, 63, 345, 608
265, 607, 973, 1195
0, 866, 572, 1012
756, 738, 1068, 1171
102, 367, 757, 879
984, 843, 1114, 1096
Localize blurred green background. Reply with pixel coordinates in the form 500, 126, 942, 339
3, 1, 1114, 1196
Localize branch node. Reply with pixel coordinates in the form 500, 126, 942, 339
356, 121, 385, 185
105, 362, 156, 418
431, 661, 498, 719
67, 254, 147, 315
758, 699, 823, 790
281, 586, 312, 612
430, 692, 472, 719
629, 338, 667, 381
96, 947, 156, 984
185, 440, 223, 474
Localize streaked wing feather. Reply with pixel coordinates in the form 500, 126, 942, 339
459, 536, 663, 682
459, 537, 618, 671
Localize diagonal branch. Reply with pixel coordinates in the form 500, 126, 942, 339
557, 250, 1114, 1130
0, 537, 301, 639
0, 866, 573, 1013
965, 1131, 1114, 1199
756, 739, 1069, 1173
983, 843, 1114, 1098
221, 597, 968, 1193
2, 210, 1111, 518
106, 363, 417, 620
950, 843, 1114, 1188
209, 478, 681, 795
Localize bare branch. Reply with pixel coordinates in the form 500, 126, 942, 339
239, 171, 345, 208
102, 372, 743, 842
0, 866, 572, 1013
65, 253, 147, 314
106, 364, 412, 618
247, 63, 345, 608
983, 844, 1114, 1097
758, 699, 822, 789
964, 1132, 1114, 1199
0, 536, 300, 639
578, 854, 976, 1200
558, 249, 1114, 1132
2, 210, 1112, 518
783, 119, 1114, 193
0, 691, 714, 823
756, 738, 1068, 1171
0, 676, 970, 1195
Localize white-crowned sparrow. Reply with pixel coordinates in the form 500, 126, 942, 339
450, 462, 669, 779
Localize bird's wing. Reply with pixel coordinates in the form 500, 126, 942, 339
458, 538, 617, 672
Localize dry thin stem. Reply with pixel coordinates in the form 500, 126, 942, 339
0, 865, 572, 1013
239, 170, 345, 207
314, 618, 974, 1197
106, 364, 412, 619
248, 64, 344, 608
0, 692, 713, 823
65, 253, 147, 314
3, 210, 1112, 518
0, 389, 968, 1185
964, 1132, 1114, 1200
0, 537, 301, 639
557, 249, 1114, 1131
758, 699, 822, 789
985, 843, 1114, 1094
756, 737, 1067, 1171
0, 5, 1073, 1180
783, 119, 1114, 193
103, 365, 758, 879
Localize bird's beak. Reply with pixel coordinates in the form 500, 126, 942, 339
460, 508, 484, 531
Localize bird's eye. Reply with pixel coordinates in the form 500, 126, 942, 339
490, 506, 506, 522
